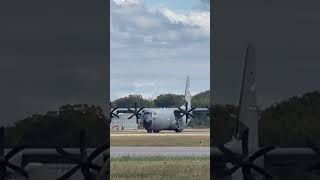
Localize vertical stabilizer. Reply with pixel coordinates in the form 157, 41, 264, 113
237, 43, 259, 151
185, 75, 192, 109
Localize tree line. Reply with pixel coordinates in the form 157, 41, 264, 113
111, 90, 210, 108
4, 90, 320, 147
5, 104, 107, 148
212, 91, 320, 147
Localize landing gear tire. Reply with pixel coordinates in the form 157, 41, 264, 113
175, 129, 182, 133
147, 129, 160, 133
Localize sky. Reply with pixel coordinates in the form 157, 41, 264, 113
110, 0, 210, 101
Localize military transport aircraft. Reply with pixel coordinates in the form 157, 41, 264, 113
0, 128, 109, 180
110, 76, 209, 133
212, 43, 320, 180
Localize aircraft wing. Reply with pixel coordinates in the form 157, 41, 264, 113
19, 149, 107, 166
116, 109, 132, 114
212, 147, 317, 163
192, 108, 209, 116
211, 146, 319, 178
115, 108, 152, 114
173, 108, 209, 118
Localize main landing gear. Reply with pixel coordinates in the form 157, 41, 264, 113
147, 129, 160, 133
175, 129, 182, 133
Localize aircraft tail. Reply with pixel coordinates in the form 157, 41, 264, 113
185, 75, 192, 109
236, 43, 259, 150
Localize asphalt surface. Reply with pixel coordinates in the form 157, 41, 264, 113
111, 146, 210, 157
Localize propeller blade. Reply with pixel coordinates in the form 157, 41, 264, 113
56, 147, 81, 163
249, 146, 275, 161
7, 163, 29, 179
88, 144, 108, 161
242, 167, 252, 180
250, 164, 273, 179
187, 108, 196, 113
223, 165, 240, 176
80, 130, 87, 160
217, 145, 236, 160
178, 107, 184, 112
5, 145, 28, 160
85, 163, 101, 171
128, 114, 135, 119
137, 107, 145, 113
56, 147, 74, 157
111, 107, 119, 113
242, 129, 249, 156
189, 114, 195, 119
58, 165, 81, 180
112, 114, 119, 118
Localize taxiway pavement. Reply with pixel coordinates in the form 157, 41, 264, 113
110, 146, 210, 157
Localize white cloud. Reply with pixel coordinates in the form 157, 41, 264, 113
113, 0, 143, 6
159, 7, 210, 36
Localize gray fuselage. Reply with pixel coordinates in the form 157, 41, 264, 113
138, 108, 188, 132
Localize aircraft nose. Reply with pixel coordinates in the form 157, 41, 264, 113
142, 118, 152, 129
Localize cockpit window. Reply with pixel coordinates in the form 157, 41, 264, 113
144, 112, 152, 116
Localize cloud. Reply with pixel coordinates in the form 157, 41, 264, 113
113, 0, 143, 6
110, 0, 210, 101
111, 0, 209, 47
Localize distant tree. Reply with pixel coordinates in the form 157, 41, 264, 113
192, 90, 210, 108
112, 94, 154, 108
211, 104, 238, 145
260, 91, 320, 147
153, 94, 184, 108
5, 104, 107, 147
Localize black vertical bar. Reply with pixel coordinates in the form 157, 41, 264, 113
0, 127, 5, 180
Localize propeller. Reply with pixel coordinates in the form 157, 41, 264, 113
127, 103, 145, 124
177, 102, 196, 123
305, 137, 320, 173
0, 127, 29, 180
110, 103, 119, 119
56, 130, 108, 180
217, 128, 274, 180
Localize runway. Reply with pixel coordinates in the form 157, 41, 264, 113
111, 128, 210, 137
110, 146, 210, 157
111, 133, 209, 136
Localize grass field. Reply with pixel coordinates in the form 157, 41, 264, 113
111, 156, 210, 180
111, 128, 210, 147
111, 135, 209, 146
111, 128, 210, 134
